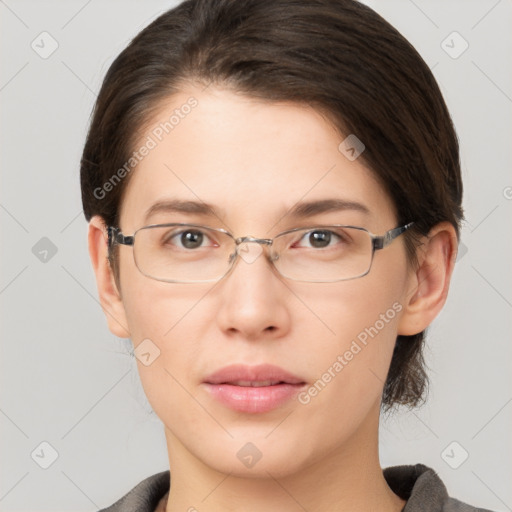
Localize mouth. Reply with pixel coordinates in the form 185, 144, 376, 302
221, 379, 290, 387
202, 364, 306, 414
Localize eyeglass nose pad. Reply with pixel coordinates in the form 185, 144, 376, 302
227, 243, 279, 267
236, 240, 264, 265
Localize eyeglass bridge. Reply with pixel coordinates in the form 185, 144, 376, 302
231, 235, 279, 264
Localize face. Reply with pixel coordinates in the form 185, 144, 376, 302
113, 86, 414, 477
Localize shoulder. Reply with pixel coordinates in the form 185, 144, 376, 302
383, 463, 496, 512
98, 470, 170, 512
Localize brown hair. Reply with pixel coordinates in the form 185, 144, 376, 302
80, 0, 463, 411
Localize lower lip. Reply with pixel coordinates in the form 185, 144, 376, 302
203, 383, 305, 413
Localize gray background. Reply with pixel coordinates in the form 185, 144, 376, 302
0, 0, 511, 510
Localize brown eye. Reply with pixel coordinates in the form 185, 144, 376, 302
162, 228, 210, 250
295, 230, 343, 249
179, 230, 204, 249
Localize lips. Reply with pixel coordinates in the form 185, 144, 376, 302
202, 364, 306, 414
203, 364, 305, 386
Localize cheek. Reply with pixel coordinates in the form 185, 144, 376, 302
293, 278, 404, 410
295, 271, 404, 349
118, 255, 225, 411
118, 243, 213, 343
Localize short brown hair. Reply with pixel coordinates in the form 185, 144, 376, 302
80, 0, 463, 411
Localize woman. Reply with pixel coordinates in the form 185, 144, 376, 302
81, 0, 494, 510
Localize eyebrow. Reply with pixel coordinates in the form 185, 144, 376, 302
143, 197, 370, 223
144, 199, 220, 223
287, 198, 370, 218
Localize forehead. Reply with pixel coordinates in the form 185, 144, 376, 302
119, 86, 395, 233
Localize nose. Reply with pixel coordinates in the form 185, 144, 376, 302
215, 239, 291, 340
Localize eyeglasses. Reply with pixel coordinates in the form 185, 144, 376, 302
107, 222, 414, 283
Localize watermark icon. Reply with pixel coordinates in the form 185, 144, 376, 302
31, 441, 59, 469
456, 241, 468, 262
441, 441, 469, 469
298, 301, 402, 405
441, 31, 469, 60
32, 237, 58, 263
338, 134, 365, 161
31, 31, 59, 59
503, 186, 512, 200
238, 242, 264, 264
134, 338, 161, 366
237, 442, 263, 468
93, 96, 198, 200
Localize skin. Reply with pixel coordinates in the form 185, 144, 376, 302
88, 85, 457, 512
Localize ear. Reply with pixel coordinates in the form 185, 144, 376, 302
88, 215, 130, 338
397, 221, 458, 336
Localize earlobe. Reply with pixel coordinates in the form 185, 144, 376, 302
88, 215, 131, 338
397, 222, 458, 336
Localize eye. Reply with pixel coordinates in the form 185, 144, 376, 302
294, 229, 347, 249
164, 228, 216, 250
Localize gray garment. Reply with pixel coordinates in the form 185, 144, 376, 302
98, 463, 496, 512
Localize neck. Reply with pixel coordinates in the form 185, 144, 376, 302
163, 405, 406, 512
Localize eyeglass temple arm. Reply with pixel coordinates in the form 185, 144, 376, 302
107, 226, 134, 247
373, 222, 414, 250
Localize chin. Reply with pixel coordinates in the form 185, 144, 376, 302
187, 430, 319, 479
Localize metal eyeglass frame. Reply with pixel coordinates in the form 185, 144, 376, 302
107, 222, 415, 283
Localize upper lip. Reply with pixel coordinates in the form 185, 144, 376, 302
203, 364, 305, 385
